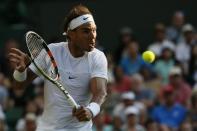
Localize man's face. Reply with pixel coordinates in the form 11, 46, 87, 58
127, 114, 137, 125
184, 31, 194, 43
173, 14, 184, 28
131, 78, 142, 92
71, 22, 97, 52
155, 30, 165, 41
123, 99, 134, 107
128, 41, 139, 55
164, 92, 175, 105
170, 75, 182, 86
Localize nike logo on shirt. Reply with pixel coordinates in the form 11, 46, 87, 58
68, 76, 77, 79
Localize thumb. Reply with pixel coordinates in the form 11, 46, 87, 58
15, 65, 25, 72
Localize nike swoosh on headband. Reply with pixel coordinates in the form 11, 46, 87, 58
83, 17, 89, 20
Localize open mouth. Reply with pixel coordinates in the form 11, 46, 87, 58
89, 43, 95, 48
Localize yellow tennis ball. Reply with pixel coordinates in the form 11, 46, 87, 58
142, 51, 155, 63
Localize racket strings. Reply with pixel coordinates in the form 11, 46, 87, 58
26, 33, 57, 79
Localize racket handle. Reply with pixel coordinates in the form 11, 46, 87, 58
55, 81, 80, 108
66, 93, 80, 109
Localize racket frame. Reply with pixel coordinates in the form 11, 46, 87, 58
26, 31, 79, 108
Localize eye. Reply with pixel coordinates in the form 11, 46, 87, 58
81, 28, 97, 34
92, 29, 96, 33
83, 29, 89, 34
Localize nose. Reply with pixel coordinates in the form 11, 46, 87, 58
89, 30, 96, 40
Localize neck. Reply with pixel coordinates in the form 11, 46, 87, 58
68, 42, 85, 57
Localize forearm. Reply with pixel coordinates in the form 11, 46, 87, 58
90, 77, 107, 105
9, 48, 36, 89
73, 77, 107, 121
91, 87, 107, 106
13, 68, 37, 89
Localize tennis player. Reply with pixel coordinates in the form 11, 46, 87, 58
9, 4, 108, 131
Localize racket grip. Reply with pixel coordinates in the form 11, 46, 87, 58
66, 93, 80, 109
55, 81, 80, 109
75, 104, 80, 109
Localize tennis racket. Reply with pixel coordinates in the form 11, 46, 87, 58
26, 31, 79, 108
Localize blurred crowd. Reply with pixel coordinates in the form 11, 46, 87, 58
0, 9, 197, 131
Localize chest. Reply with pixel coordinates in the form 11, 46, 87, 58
56, 54, 91, 88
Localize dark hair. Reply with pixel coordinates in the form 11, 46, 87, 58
145, 118, 156, 128
154, 23, 166, 33
63, 4, 92, 32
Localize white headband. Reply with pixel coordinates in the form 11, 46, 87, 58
63, 14, 95, 35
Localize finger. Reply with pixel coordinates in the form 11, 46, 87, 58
9, 61, 17, 69
10, 48, 24, 56
78, 118, 86, 121
73, 106, 82, 115
9, 61, 22, 70
77, 116, 86, 121
9, 58, 20, 64
9, 58, 25, 66
15, 65, 24, 71
72, 108, 77, 116
73, 107, 83, 116
8, 53, 22, 60
76, 110, 91, 121
75, 108, 86, 116
75, 112, 86, 118
9, 59, 23, 69
78, 116, 90, 121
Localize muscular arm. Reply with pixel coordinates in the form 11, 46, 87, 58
90, 77, 107, 106
73, 77, 107, 121
73, 52, 108, 121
